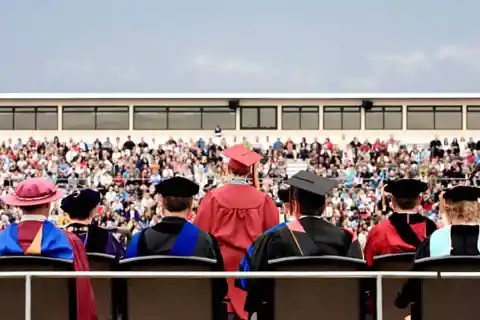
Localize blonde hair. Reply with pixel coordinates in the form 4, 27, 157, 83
443, 201, 480, 224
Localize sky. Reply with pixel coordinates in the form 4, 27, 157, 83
0, 1, 479, 93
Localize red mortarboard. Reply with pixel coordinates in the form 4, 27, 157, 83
223, 144, 263, 174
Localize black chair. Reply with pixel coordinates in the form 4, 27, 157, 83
119, 256, 217, 320
0, 256, 76, 320
268, 256, 367, 320
415, 256, 480, 320
373, 253, 415, 320
87, 253, 117, 320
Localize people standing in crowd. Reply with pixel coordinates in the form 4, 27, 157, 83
194, 144, 279, 320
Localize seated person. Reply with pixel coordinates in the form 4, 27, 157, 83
396, 186, 480, 318
0, 178, 97, 320
237, 170, 363, 318
62, 188, 125, 258
124, 176, 228, 320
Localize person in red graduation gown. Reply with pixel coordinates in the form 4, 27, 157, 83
194, 144, 279, 320
364, 179, 437, 266
0, 178, 97, 320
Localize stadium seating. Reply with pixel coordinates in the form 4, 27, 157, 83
119, 256, 218, 320
373, 253, 416, 320
415, 256, 480, 320
86, 253, 118, 320
268, 256, 367, 320
0, 256, 75, 320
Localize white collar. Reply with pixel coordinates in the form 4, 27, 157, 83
394, 211, 419, 215
20, 214, 47, 222
299, 215, 324, 220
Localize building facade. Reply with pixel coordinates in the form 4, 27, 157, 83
0, 93, 479, 142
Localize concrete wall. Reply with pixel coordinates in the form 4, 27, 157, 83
0, 95, 479, 143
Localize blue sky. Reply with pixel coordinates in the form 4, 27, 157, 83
0, 1, 479, 93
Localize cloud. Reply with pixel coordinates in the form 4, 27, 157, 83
435, 45, 480, 70
368, 51, 430, 75
342, 76, 381, 92
191, 54, 266, 75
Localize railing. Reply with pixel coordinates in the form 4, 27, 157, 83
7, 270, 480, 320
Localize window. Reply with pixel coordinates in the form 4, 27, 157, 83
0, 108, 13, 130
323, 106, 361, 130
96, 106, 129, 130
407, 106, 462, 130
201, 107, 236, 130
133, 106, 236, 130
282, 106, 319, 130
240, 107, 277, 129
0, 106, 58, 130
63, 106, 129, 130
133, 106, 167, 130
467, 106, 480, 129
168, 107, 202, 130
365, 106, 403, 130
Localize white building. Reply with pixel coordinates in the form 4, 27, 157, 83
0, 93, 479, 143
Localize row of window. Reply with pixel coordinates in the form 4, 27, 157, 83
0, 105, 479, 130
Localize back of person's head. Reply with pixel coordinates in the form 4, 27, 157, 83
163, 196, 193, 212
296, 189, 326, 215
391, 197, 418, 211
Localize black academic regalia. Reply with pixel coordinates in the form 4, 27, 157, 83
125, 216, 228, 319
396, 225, 480, 319
241, 216, 362, 316
65, 222, 126, 258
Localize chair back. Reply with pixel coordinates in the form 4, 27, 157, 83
373, 253, 415, 320
0, 256, 75, 320
268, 256, 367, 320
87, 253, 117, 320
120, 256, 217, 320
416, 256, 480, 320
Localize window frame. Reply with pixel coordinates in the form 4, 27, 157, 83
323, 106, 361, 130
467, 106, 480, 130
406, 105, 463, 130
62, 106, 129, 130
364, 106, 403, 130
0, 106, 59, 130
133, 106, 237, 130
240, 106, 278, 130
281, 106, 319, 130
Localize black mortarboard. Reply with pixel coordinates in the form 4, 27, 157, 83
277, 188, 290, 202
61, 188, 101, 219
284, 170, 338, 196
443, 186, 480, 203
155, 177, 200, 197
384, 179, 427, 198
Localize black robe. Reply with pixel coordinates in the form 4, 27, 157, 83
396, 225, 480, 318
238, 216, 363, 316
65, 222, 125, 258
125, 216, 228, 319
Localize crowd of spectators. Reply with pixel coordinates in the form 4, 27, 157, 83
0, 134, 479, 249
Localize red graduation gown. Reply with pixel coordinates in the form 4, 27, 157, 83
364, 213, 437, 266
195, 184, 279, 320
17, 221, 97, 320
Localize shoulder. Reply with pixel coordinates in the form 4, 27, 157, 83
429, 225, 451, 240
265, 222, 288, 235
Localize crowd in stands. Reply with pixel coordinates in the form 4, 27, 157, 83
0, 134, 479, 248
